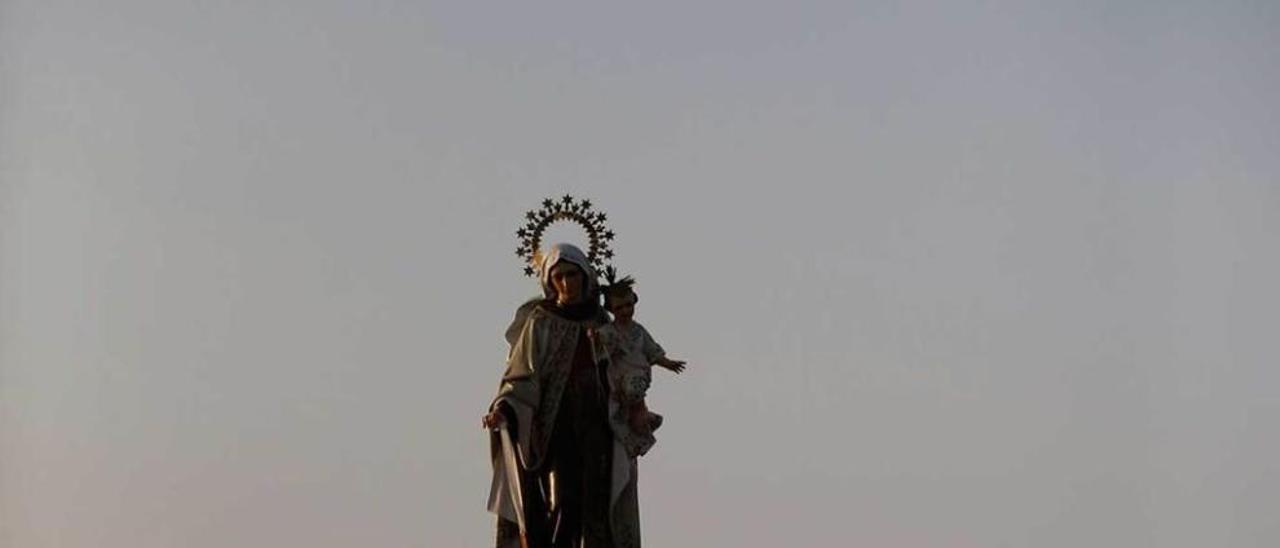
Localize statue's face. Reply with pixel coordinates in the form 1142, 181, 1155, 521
607, 292, 636, 322
549, 262, 585, 305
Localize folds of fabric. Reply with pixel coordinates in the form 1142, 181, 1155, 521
490, 304, 641, 547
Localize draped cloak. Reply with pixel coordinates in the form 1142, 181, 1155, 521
487, 244, 642, 547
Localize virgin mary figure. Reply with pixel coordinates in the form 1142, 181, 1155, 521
483, 243, 642, 547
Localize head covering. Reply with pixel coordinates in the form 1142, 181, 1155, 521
538, 243, 599, 301
504, 243, 602, 345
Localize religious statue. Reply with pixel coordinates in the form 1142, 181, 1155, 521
482, 196, 687, 547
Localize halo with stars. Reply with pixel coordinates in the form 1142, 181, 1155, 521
515, 195, 616, 277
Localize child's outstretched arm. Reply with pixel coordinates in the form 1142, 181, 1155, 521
656, 356, 687, 374
640, 324, 685, 373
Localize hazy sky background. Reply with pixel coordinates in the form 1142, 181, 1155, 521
3, 1, 1278, 546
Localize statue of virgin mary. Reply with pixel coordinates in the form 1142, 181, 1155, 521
484, 242, 642, 547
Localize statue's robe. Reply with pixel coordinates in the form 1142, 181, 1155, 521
488, 300, 642, 548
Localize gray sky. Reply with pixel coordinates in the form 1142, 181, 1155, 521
2, 1, 1278, 546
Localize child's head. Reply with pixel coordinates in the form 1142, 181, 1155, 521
601, 267, 638, 321
604, 285, 638, 321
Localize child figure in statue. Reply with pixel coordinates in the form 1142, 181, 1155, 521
594, 271, 687, 458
